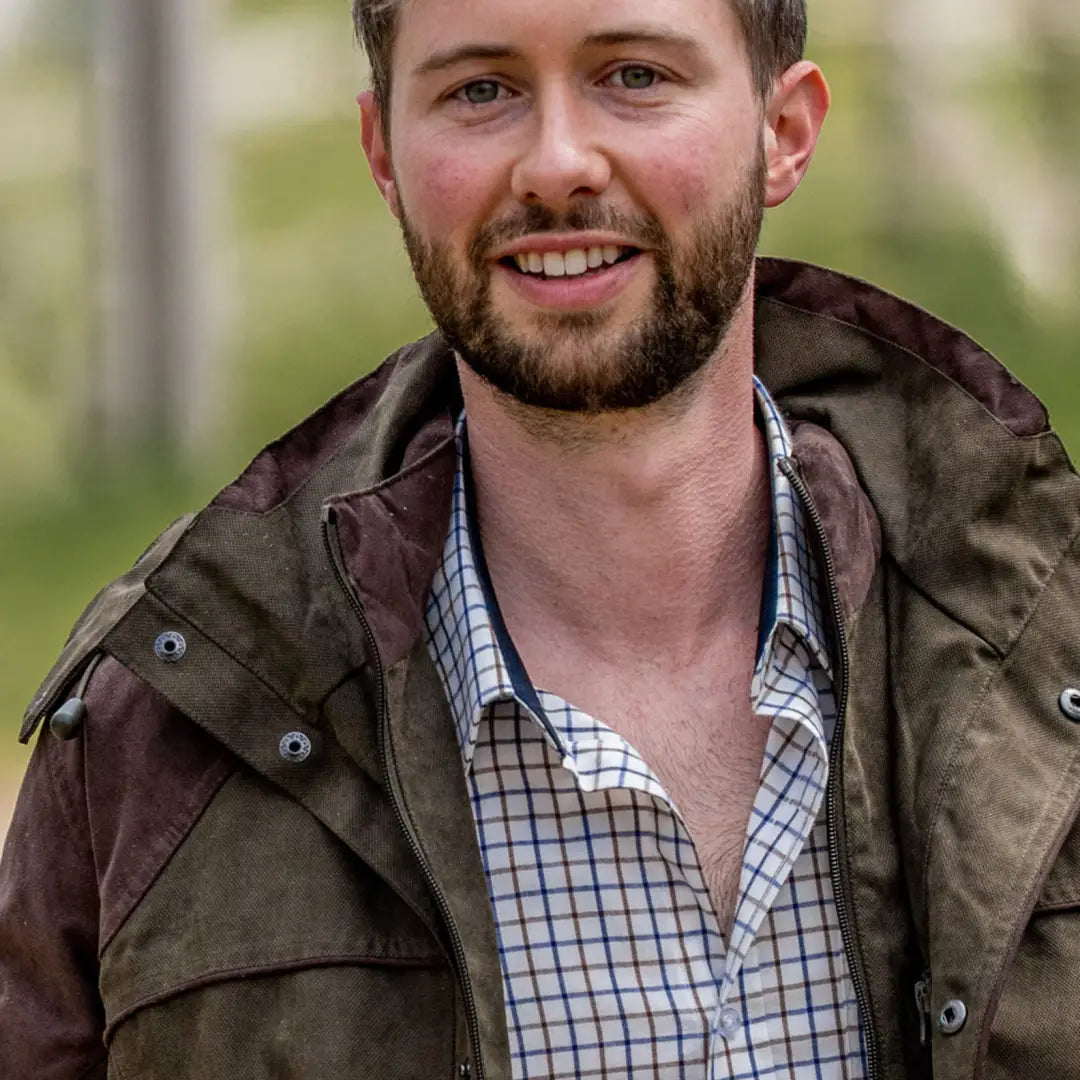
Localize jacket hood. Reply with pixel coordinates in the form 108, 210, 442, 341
24, 257, 1077, 746
195, 254, 1073, 676
754, 258, 1075, 655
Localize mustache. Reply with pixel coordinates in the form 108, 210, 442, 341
467, 204, 666, 267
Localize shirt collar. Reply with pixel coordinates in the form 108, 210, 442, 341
424, 377, 834, 775
753, 376, 835, 684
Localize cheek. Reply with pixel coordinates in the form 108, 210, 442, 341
651, 158, 713, 219
621, 118, 753, 220
395, 141, 497, 238
626, 146, 715, 220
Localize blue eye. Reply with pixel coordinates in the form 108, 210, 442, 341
615, 66, 658, 90
459, 80, 501, 104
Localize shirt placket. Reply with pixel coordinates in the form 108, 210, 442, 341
707, 659, 829, 1070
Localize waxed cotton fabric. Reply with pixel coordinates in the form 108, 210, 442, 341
4, 259, 1080, 1080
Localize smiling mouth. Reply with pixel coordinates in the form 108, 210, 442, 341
499, 244, 641, 280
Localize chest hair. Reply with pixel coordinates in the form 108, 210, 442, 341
604, 681, 771, 936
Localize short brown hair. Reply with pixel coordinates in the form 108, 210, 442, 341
353, 0, 807, 123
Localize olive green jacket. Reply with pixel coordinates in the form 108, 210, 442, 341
3, 259, 1080, 1079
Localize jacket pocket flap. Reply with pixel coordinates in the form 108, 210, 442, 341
99, 769, 446, 1035
1035, 812, 1080, 912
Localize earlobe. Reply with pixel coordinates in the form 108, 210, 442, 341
358, 90, 402, 219
763, 62, 830, 210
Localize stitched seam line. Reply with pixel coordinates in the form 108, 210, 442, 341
103, 952, 445, 1039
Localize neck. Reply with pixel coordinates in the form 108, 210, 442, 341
460, 295, 772, 680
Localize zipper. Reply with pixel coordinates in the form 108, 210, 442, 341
914, 970, 932, 1048
322, 507, 485, 1080
779, 457, 880, 1080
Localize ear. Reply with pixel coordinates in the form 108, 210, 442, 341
762, 62, 830, 209
358, 90, 401, 219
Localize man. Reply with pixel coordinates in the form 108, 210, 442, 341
2, 0, 1079, 1076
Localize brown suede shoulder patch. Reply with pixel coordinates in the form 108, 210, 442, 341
757, 257, 1049, 438
328, 432, 457, 671
790, 419, 883, 624
82, 656, 235, 953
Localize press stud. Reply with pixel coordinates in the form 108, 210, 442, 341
1060, 688, 1080, 723
279, 731, 312, 763
154, 631, 187, 663
939, 999, 967, 1036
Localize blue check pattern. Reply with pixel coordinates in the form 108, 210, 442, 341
424, 378, 868, 1078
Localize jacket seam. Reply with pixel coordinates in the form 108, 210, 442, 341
74, 1054, 109, 1080
1031, 896, 1080, 914
885, 554, 1004, 660
139, 588, 307, 721
104, 952, 447, 1038
759, 294, 1051, 439
98, 757, 235, 956
974, 749, 1080, 1068
920, 516, 1080, 898
326, 425, 457, 502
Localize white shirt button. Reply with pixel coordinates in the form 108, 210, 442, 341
717, 1007, 742, 1039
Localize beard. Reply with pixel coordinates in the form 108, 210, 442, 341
399, 155, 766, 414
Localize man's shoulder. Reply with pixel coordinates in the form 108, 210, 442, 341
21, 331, 460, 748
756, 256, 1050, 440
21, 513, 197, 745
759, 257, 1079, 647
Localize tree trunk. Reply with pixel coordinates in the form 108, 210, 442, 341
91, 0, 219, 465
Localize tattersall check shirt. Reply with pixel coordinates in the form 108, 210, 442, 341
424, 378, 868, 1078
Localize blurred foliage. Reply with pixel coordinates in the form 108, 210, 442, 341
1, 6, 1078, 807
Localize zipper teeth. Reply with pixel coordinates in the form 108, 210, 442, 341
780, 458, 879, 1080
322, 515, 485, 1080
914, 971, 931, 1048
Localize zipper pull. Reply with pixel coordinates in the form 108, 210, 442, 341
914, 971, 932, 1047
50, 651, 105, 741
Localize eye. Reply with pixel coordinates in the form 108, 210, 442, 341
454, 79, 504, 105
610, 65, 659, 91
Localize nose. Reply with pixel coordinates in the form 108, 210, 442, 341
510, 90, 611, 210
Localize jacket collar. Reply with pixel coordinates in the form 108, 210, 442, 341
131, 255, 1068, 725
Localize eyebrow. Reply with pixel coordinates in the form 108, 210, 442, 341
413, 44, 522, 79
412, 27, 706, 80
582, 28, 705, 57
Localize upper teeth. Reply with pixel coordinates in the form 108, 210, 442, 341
513, 245, 627, 277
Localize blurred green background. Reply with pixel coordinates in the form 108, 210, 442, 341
2, 0, 1079, 833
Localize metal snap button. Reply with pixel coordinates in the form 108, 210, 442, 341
1060, 688, 1080, 723
279, 731, 312, 763
154, 631, 187, 663
939, 999, 967, 1035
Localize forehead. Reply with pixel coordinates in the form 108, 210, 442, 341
393, 0, 740, 68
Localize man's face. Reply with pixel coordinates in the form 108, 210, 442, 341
376, 0, 769, 412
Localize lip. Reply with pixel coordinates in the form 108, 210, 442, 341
491, 232, 644, 259
494, 251, 645, 311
